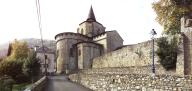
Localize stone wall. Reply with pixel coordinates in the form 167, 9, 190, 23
69, 70, 192, 91
93, 33, 108, 53
176, 34, 185, 76
93, 40, 159, 68
181, 17, 192, 75
92, 37, 185, 75
36, 52, 55, 73
93, 31, 123, 53
55, 32, 92, 74
25, 76, 47, 91
80, 66, 176, 76
77, 42, 103, 69
78, 21, 105, 37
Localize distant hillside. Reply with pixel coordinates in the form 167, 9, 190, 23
0, 38, 56, 58
21, 38, 56, 51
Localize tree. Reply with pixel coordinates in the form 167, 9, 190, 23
9, 39, 29, 60
156, 36, 178, 70
0, 76, 15, 91
0, 40, 42, 83
0, 59, 26, 83
152, 0, 192, 35
0, 51, 41, 83
7, 43, 12, 56
0, 40, 33, 83
22, 51, 40, 83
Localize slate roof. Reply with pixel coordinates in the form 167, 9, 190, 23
86, 6, 96, 22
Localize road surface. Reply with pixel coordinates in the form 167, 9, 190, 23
44, 76, 92, 91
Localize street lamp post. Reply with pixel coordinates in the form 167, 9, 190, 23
44, 54, 47, 76
150, 29, 157, 77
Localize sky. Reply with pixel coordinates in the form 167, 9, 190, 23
0, 0, 163, 45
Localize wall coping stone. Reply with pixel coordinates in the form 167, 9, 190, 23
24, 76, 47, 91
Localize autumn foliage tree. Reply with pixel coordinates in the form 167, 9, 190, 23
152, 0, 192, 34
9, 39, 29, 60
152, 0, 191, 70
0, 40, 40, 83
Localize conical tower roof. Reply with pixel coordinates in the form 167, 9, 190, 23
87, 6, 96, 22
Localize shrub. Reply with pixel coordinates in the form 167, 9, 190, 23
0, 75, 15, 91
23, 51, 41, 83
0, 59, 27, 83
156, 36, 178, 70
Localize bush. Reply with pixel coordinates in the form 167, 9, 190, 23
0, 59, 27, 83
0, 75, 15, 91
0, 51, 41, 83
23, 51, 41, 83
0, 40, 41, 83
156, 36, 178, 70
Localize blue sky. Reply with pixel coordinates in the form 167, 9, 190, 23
0, 0, 162, 44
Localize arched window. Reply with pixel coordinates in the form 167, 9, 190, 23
81, 29, 84, 34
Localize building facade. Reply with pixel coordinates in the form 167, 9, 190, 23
35, 46, 56, 74
55, 6, 123, 74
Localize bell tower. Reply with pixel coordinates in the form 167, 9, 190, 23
77, 6, 105, 37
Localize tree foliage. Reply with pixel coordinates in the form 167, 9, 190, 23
152, 0, 192, 34
0, 59, 25, 83
0, 76, 15, 91
0, 40, 41, 83
0, 52, 41, 83
23, 51, 40, 83
156, 36, 178, 70
9, 39, 29, 60
7, 43, 12, 56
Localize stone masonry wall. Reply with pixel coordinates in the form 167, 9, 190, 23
25, 76, 47, 91
69, 70, 192, 91
77, 42, 102, 69
36, 52, 55, 73
80, 66, 177, 76
56, 32, 92, 74
93, 37, 185, 75
93, 40, 159, 68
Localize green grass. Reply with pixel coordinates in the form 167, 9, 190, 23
12, 83, 31, 91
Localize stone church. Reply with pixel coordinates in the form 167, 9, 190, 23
55, 6, 123, 74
